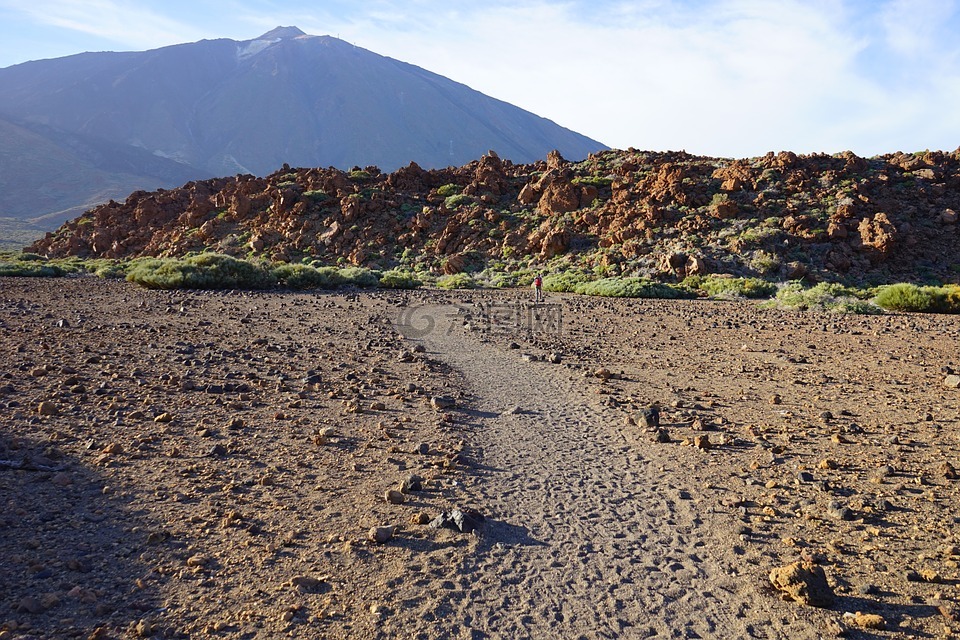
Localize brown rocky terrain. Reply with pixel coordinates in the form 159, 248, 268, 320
28, 148, 960, 285
3, 276, 960, 639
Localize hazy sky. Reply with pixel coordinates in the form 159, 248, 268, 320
1, 0, 958, 158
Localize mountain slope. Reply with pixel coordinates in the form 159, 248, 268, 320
0, 27, 607, 237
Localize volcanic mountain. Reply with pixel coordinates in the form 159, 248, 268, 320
0, 26, 606, 237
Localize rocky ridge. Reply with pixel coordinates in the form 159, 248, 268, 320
29, 148, 960, 285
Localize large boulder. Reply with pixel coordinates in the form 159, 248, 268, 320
857, 212, 897, 257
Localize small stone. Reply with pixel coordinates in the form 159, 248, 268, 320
208, 444, 228, 457
938, 462, 958, 480
370, 401, 386, 411
135, 619, 153, 637
154, 412, 173, 423
843, 612, 886, 630
369, 525, 395, 543
291, 576, 325, 593
385, 489, 405, 505
410, 512, 431, 525
826, 500, 852, 520
921, 568, 943, 583
37, 401, 58, 416
693, 435, 711, 450
638, 406, 660, 429
415, 442, 430, 455
818, 459, 838, 470
431, 396, 455, 411
943, 374, 960, 389
548, 352, 562, 364
186, 554, 209, 568
17, 596, 44, 614
51, 472, 73, 487
594, 367, 611, 380
769, 394, 782, 405
430, 508, 484, 534
653, 428, 671, 443
102, 442, 123, 455
769, 561, 835, 607
400, 474, 424, 493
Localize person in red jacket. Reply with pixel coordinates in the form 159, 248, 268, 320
533, 273, 543, 303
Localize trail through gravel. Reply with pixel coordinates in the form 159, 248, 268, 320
401, 300, 825, 639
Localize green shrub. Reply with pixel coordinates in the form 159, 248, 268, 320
91, 260, 129, 279
444, 194, 472, 209
542, 270, 592, 292
436, 273, 477, 289
771, 282, 882, 314
874, 283, 960, 313
126, 253, 274, 290
273, 263, 343, 289
337, 267, 380, 288
379, 269, 422, 289
436, 183, 461, 197
487, 269, 535, 288
693, 276, 777, 299
874, 283, 936, 312
303, 190, 329, 203
0, 260, 64, 277
572, 175, 613, 188
750, 251, 782, 275
573, 277, 696, 299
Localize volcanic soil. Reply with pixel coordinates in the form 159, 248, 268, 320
2, 277, 960, 639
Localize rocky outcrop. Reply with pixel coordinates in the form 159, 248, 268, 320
28, 147, 960, 284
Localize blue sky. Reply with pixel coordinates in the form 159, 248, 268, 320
1, 0, 958, 158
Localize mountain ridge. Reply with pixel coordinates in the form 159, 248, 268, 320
0, 27, 606, 235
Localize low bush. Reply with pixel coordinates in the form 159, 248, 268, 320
573, 277, 696, 299
542, 270, 592, 292
689, 275, 777, 299
337, 267, 380, 288
572, 175, 613, 188
486, 269, 535, 289
771, 282, 882, 314
444, 194, 472, 209
90, 260, 129, 279
126, 253, 274, 290
436, 273, 477, 289
874, 283, 960, 313
0, 260, 64, 277
436, 183, 461, 197
273, 263, 343, 289
379, 269, 422, 289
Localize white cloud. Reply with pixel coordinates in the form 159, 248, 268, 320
2, 0, 958, 156
0, 0, 208, 49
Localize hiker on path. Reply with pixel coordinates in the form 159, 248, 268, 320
533, 273, 543, 303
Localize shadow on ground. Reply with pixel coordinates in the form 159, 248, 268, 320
0, 432, 164, 638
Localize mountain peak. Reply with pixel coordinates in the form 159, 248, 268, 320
257, 26, 306, 41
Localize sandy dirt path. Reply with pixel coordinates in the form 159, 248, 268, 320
398, 298, 827, 639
